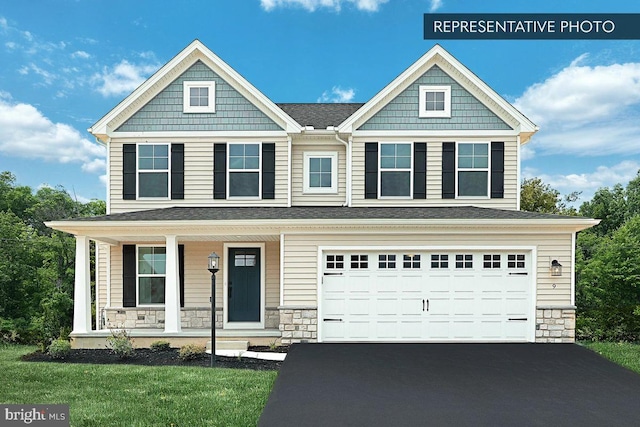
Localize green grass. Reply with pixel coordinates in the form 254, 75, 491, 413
581, 341, 640, 374
0, 344, 277, 427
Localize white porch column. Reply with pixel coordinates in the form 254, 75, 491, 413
164, 235, 181, 333
72, 235, 91, 334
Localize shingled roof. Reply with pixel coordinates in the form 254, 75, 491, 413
277, 103, 364, 129
58, 206, 586, 223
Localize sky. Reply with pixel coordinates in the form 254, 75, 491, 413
1, 0, 640, 206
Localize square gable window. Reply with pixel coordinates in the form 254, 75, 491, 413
419, 85, 451, 118
183, 81, 216, 113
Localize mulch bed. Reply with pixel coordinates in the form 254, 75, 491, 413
21, 346, 286, 371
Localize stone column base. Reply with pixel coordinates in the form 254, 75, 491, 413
535, 306, 576, 343
278, 306, 317, 344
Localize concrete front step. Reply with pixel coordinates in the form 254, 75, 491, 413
206, 340, 249, 351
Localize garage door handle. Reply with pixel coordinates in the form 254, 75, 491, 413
508, 318, 528, 321
323, 318, 343, 322
509, 272, 528, 276
324, 272, 344, 276
423, 299, 429, 312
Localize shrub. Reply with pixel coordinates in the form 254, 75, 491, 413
178, 344, 205, 361
150, 340, 171, 352
48, 339, 71, 359
107, 329, 134, 359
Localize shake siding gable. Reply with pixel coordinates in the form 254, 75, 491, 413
358, 65, 512, 131
116, 61, 283, 132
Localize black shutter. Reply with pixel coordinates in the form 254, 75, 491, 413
171, 144, 184, 200
122, 245, 136, 307
262, 143, 276, 199
365, 143, 378, 199
123, 144, 137, 200
442, 142, 455, 199
491, 142, 504, 198
213, 143, 227, 199
413, 143, 427, 199
179, 244, 185, 308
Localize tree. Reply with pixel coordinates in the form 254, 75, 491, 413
520, 177, 580, 215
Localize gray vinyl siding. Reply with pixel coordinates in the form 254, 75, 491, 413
358, 65, 512, 131
117, 61, 282, 132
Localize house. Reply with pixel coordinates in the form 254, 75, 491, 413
47, 40, 598, 349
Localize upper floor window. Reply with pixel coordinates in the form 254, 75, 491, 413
228, 143, 261, 198
419, 85, 451, 118
183, 81, 215, 113
138, 144, 169, 198
457, 142, 489, 197
303, 152, 338, 194
379, 143, 412, 198
138, 246, 166, 305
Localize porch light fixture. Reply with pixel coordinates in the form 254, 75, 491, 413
208, 252, 220, 367
550, 259, 563, 277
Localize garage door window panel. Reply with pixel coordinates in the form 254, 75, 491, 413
379, 143, 412, 198
326, 255, 344, 270
455, 254, 473, 269
431, 254, 449, 269
350, 255, 368, 269
379, 254, 397, 269
507, 254, 526, 269
403, 254, 421, 269
483, 254, 501, 269
458, 143, 489, 197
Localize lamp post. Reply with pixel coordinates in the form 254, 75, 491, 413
208, 252, 220, 367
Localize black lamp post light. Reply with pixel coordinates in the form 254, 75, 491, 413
208, 252, 220, 367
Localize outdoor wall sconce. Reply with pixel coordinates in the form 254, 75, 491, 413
550, 259, 563, 277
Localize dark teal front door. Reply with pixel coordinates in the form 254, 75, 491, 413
228, 248, 261, 322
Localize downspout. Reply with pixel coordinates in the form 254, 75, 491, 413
516, 134, 521, 211
334, 133, 351, 207
287, 135, 292, 207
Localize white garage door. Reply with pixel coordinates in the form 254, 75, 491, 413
320, 250, 533, 342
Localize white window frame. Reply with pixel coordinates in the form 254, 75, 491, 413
136, 245, 166, 307
419, 85, 451, 118
378, 142, 413, 199
455, 141, 491, 199
227, 142, 262, 200
303, 152, 338, 194
136, 143, 170, 200
183, 81, 216, 113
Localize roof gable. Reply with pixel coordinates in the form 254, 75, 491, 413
338, 45, 537, 140
358, 65, 512, 131
117, 60, 282, 132
90, 40, 302, 140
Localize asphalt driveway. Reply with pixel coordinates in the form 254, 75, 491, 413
259, 343, 640, 427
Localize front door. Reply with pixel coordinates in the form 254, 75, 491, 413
228, 248, 261, 322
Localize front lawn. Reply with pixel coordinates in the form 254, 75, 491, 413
0, 344, 277, 426
581, 341, 640, 374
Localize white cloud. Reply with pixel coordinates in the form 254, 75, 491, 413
260, 0, 388, 12
0, 16, 8, 30
523, 160, 640, 203
0, 97, 106, 174
71, 50, 91, 59
317, 86, 355, 102
514, 54, 640, 159
429, 0, 443, 12
92, 59, 159, 97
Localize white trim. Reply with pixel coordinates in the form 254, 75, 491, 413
378, 142, 413, 199
183, 81, 215, 113
106, 137, 111, 214
570, 233, 576, 306
109, 131, 288, 139
135, 244, 167, 307
353, 130, 520, 138
95, 242, 99, 331
280, 233, 285, 307
347, 136, 353, 206
223, 243, 266, 330
72, 236, 91, 334
317, 244, 537, 343
287, 136, 292, 207
419, 85, 451, 118
136, 143, 171, 200
106, 245, 111, 308
303, 151, 338, 194
227, 142, 262, 200
455, 141, 490, 199
164, 235, 181, 333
